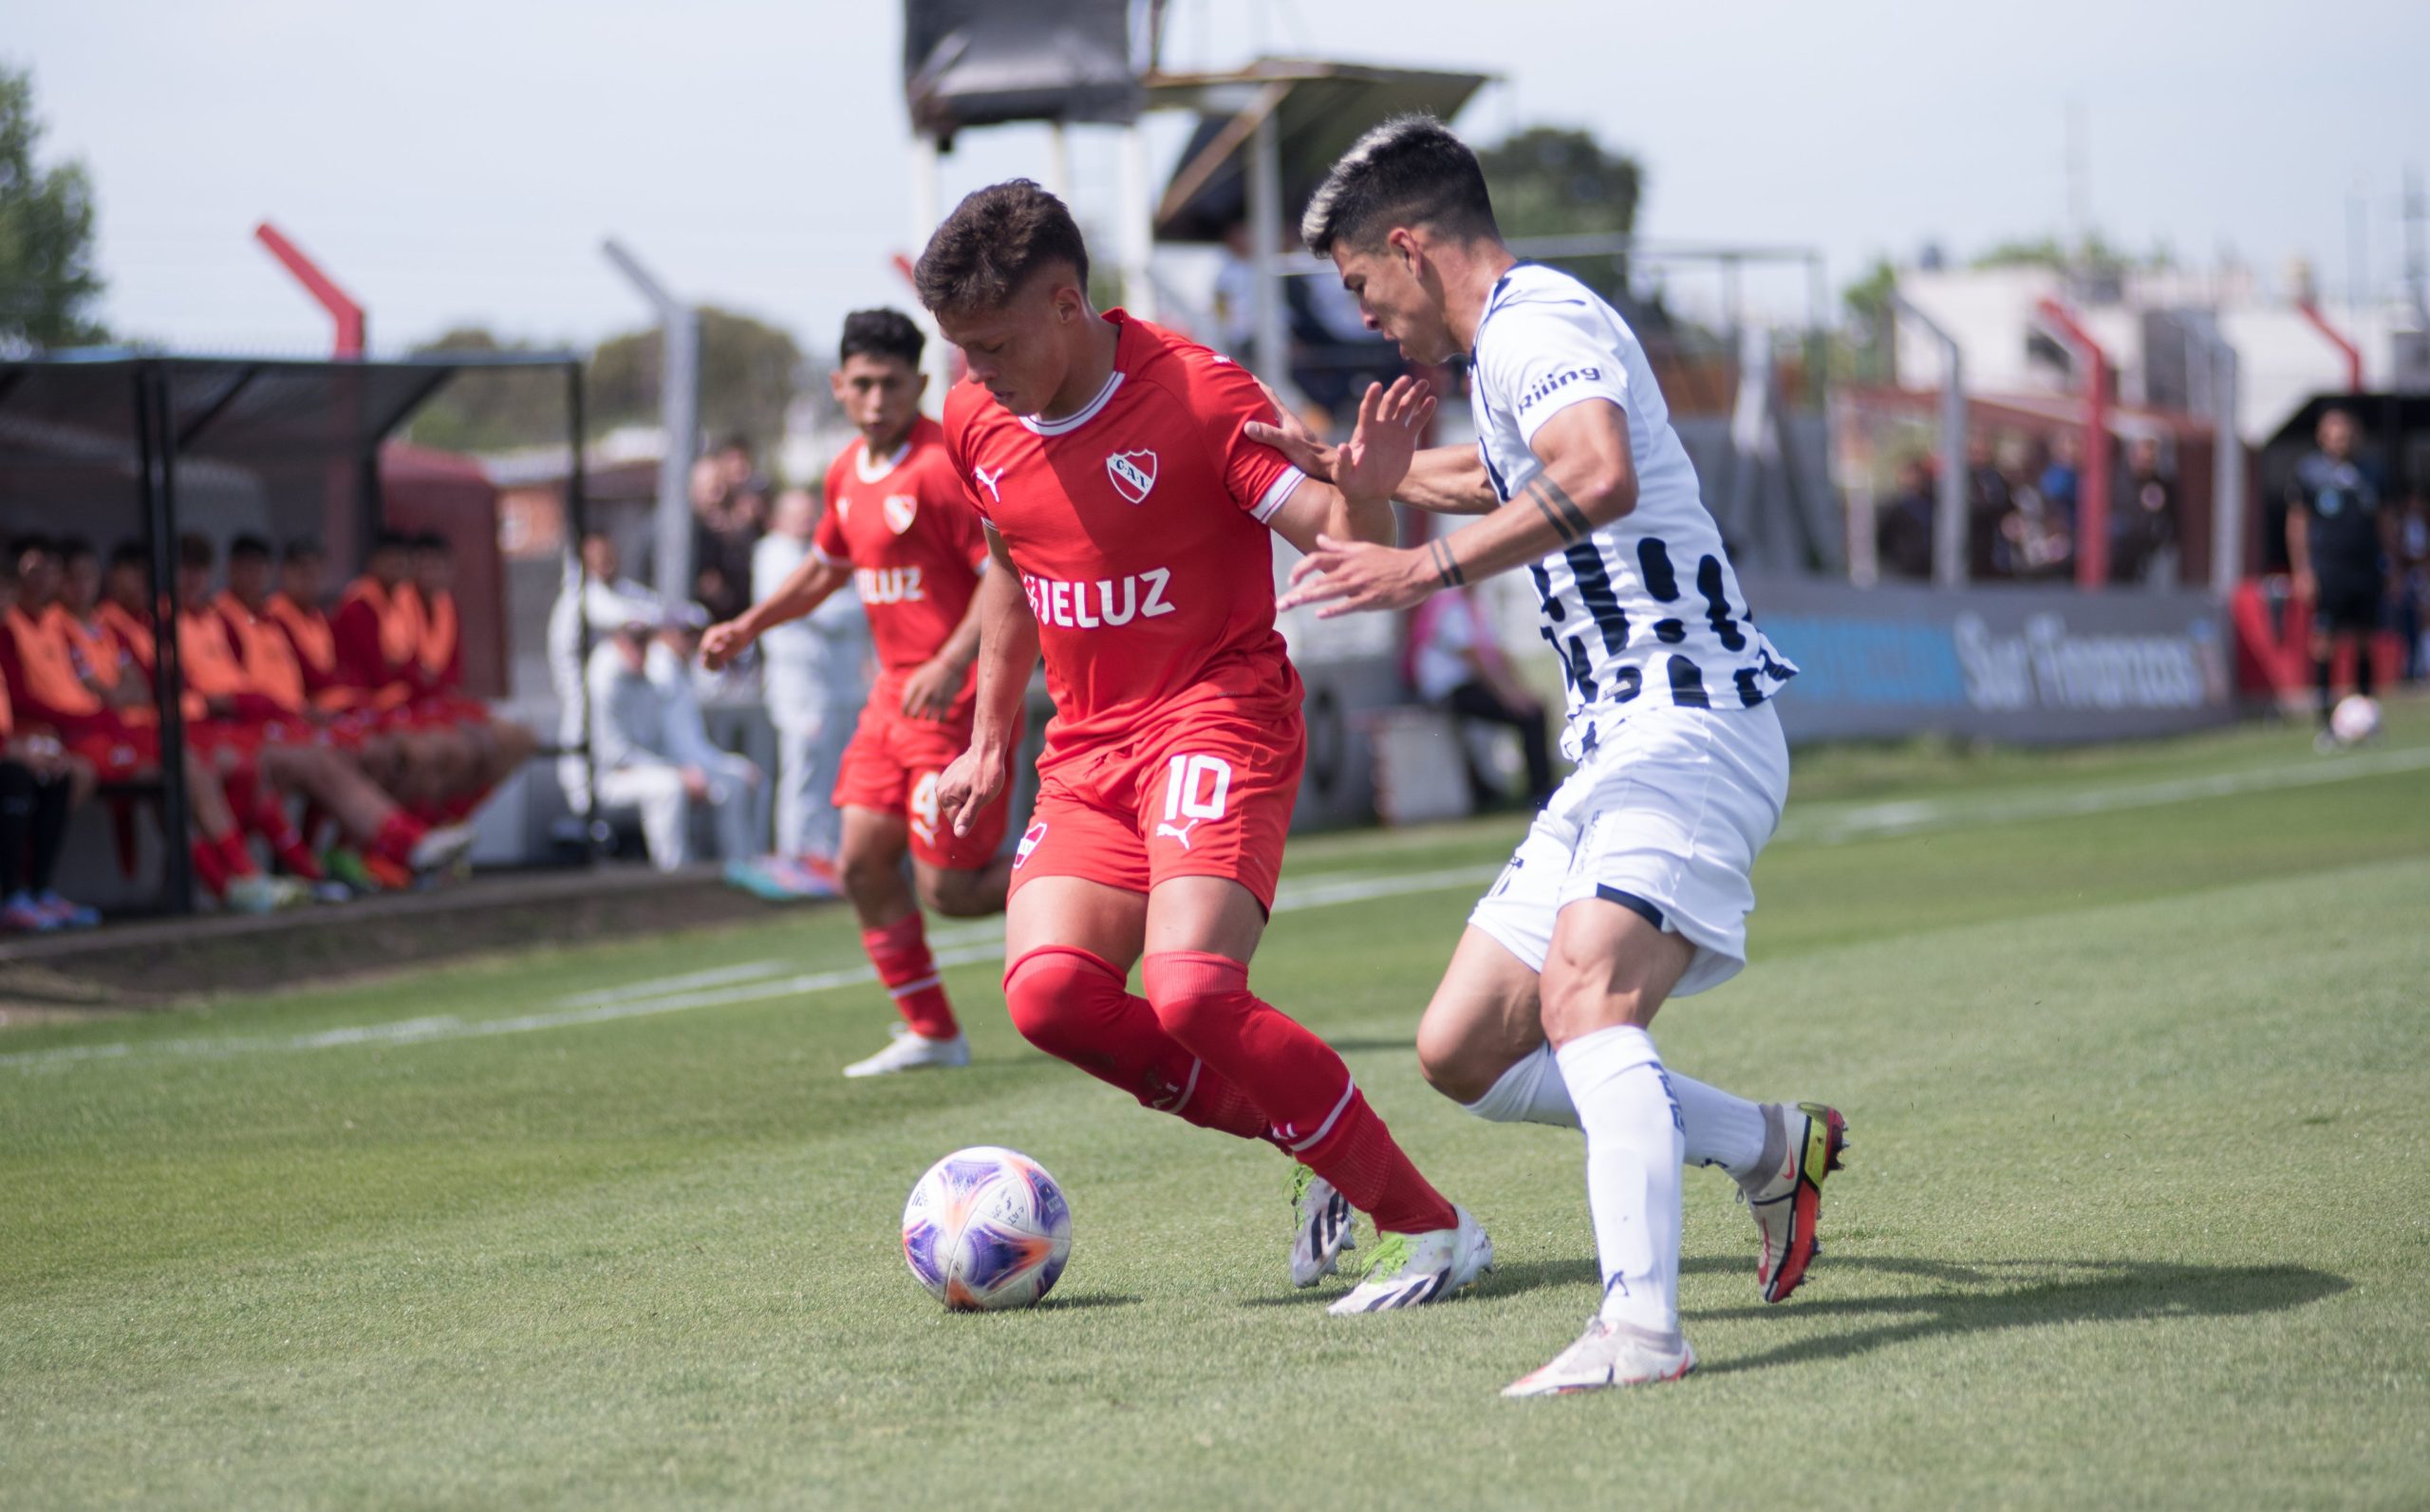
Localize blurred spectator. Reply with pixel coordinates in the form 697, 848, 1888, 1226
2112, 437, 2178, 587
589, 609, 761, 869
2396, 488, 2429, 681
2286, 407, 2394, 744
1964, 435, 2014, 580
753, 488, 870, 865
0, 555, 98, 932
2001, 436, 2073, 581
2039, 431, 2082, 529
1876, 456, 1936, 581
692, 436, 770, 624
1406, 586, 1553, 810
1210, 219, 1397, 428
550, 529, 663, 814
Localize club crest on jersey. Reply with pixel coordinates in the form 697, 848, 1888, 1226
1014, 821, 1048, 869
1106, 449, 1158, 504
883, 495, 918, 533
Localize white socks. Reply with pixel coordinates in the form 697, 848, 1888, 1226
1554, 1024, 1684, 1335
1464, 1043, 1769, 1183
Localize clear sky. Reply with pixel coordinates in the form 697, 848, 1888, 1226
10, 0, 2427, 356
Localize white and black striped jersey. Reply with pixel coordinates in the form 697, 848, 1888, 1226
1467, 263, 1795, 759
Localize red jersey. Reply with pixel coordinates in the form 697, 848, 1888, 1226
814, 416, 988, 683
943, 312, 1307, 757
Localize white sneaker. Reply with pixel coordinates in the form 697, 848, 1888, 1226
1740, 1101, 1848, 1304
1503, 1317, 1696, 1397
1289, 1167, 1356, 1287
225, 874, 307, 914
1326, 1204, 1492, 1315
842, 1023, 970, 1078
409, 822, 477, 874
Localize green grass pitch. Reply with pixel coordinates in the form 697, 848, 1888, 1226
5, 709, 2428, 1509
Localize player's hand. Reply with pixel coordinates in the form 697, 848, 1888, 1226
699, 619, 753, 672
1276, 533, 1437, 619
1332, 376, 1436, 505
680, 765, 710, 801
1243, 405, 1338, 482
935, 742, 1006, 837
2291, 569, 2318, 605
898, 656, 965, 721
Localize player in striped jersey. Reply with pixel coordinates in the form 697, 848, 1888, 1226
1276, 115, 1845, 1393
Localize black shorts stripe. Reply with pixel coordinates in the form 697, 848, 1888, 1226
1594, 885, 1667, 931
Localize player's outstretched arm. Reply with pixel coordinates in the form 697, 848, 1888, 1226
1245, 392, 1495, 516
699, 554, 850, 670
1265, 377, 1437, 554
1278, 400, 1637, 619
936, 529, 1037, 836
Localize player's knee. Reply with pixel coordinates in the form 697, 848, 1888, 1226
1001, 946, 1122, 1055
1139, 950, 1250, 1050
1414, 1014, 1500, 1104
918, 867, 1003, 919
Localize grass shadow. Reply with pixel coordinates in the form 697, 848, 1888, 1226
1684, 1258, 2351, 1376
1037, 1292, 1142, 1312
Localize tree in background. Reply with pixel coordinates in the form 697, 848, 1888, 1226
0, 65, 106, 351
1475, 125, 1642, 303
402, 327, 576, 453
589, 307, 801, 466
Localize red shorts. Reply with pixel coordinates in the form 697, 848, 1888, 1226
832, 699, 1017, 870
1009, 703, 1304, 910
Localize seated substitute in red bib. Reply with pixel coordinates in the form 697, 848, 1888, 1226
702, 308, 1017, 1080
918, 178, 1492, 1314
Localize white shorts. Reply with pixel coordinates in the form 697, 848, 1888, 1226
1468, 700, 1789, 999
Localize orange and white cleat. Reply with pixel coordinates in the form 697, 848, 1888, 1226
1743, 1101, 1848, 1304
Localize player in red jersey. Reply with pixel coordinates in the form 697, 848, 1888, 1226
702, 308, 1014, 1078
918, 180, 1491, 1312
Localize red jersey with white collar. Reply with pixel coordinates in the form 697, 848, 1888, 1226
943, 311, 1307, 759
814, 416, 987, 682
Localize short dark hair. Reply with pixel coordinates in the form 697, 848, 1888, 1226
228, 533, 272, 563
178, 532, 214, 569
283, 536, 324, 564
1300, 114, 1500, 257
411, 531, 449, 554
9, 534, 54, 563
838, 308, 925, 368
714, 433, 753, 458
57, 535, 95, 566
373, 530, 414, 554
914, 179, 1090, 316
109, 541, 147, 571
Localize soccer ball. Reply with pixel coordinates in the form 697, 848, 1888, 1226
2330, 694, 2382, 746
901, 1146, 1072, 1311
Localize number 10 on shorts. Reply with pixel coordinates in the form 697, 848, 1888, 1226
1158, 754, 1231, 849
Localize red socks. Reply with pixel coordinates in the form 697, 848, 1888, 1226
369, 811, 427, 869
190, 836, 230, 898
1001, 946, 1265, 1141
1141, 950, 1457, 1236
863, 914, 959, 1040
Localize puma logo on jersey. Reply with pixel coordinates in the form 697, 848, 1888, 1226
972, 464, 1005, 503
854, 566, 924, 605
883, 495, 918, 533
1106, 449, 1158, 504
1020, 567, 1176, 628
1154, 817, 1201, 849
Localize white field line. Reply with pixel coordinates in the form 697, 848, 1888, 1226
9, 747, 2422, 1073
1779, 744, 2430, 846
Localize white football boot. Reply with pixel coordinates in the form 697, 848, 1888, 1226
1325, 1204, 1492, 1315
408, 821, 478, 875
1503, 1317, 1696, 1397
842, 1023, 970, 1078
1289, 1166, 1356, 1287
1740, 1101, 1849, 1303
